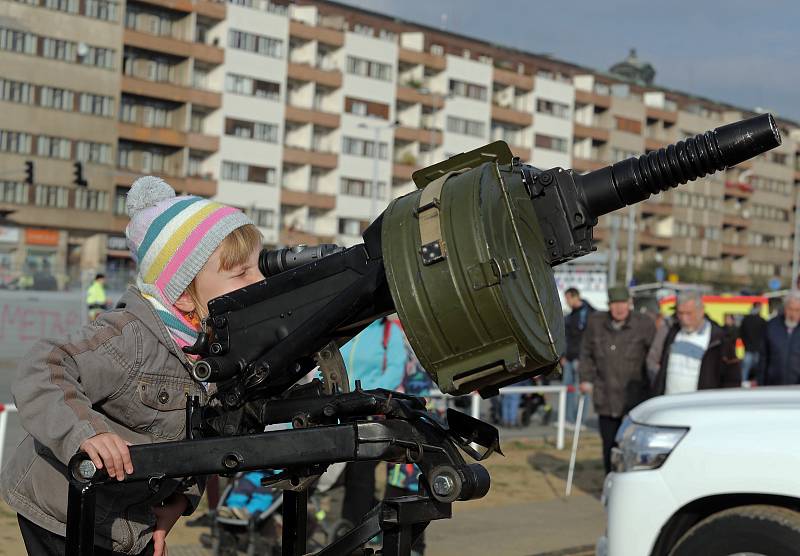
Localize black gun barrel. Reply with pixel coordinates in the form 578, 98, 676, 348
577, 113, 781, 220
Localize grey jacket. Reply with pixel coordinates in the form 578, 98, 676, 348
0, 287, 207, 554
579, 311, 656, 418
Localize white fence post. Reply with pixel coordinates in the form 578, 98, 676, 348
557, 386, 566, 450
0, 404, 16, 473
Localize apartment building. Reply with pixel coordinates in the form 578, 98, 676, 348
0, 0, 798, 289
0, 0, 121, 285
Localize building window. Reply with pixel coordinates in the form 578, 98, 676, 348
0, 130, 32, 154
75, 141, 112, 164
0, 78, 34, 104
224, 118, 278, 143
222, 161, 275, 185
338, 217, 365, 236
344, 97, 390, 119
228, 30, 283, 58
225, 73, 280, 100
536, 98, 570, 119
340, 177, 386, 199
446, 116, 486, 138
113, 187, 128, 215
0, 181, 29, 204
42, 38, 77, 62
248, 207, 274, 228
34, 185, 68, 208
341, 137, 388, 159
0, 28, 37, 55
117, 146, 131, 169
449, 79, 487, 101
534, 133, 569, 153
37, 136, 71, 159
85, 0, 119, 21
78, 93, 114, 117
346, 56, 392, 81
40, 86, 75, 111
615, 116, 642, 134
43, 0, 79, 14
75, 189, 108, 211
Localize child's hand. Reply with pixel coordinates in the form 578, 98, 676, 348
79, 433, 133, 481
152, 494, 189, 556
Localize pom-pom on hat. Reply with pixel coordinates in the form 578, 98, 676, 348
125, 176, 253, 348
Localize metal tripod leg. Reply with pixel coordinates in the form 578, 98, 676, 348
282, 489, 308, 556
65, 480, 96, 556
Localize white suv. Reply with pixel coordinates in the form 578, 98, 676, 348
597, 387, 800, 556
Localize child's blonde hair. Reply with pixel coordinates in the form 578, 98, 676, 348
184, 224, 263, 321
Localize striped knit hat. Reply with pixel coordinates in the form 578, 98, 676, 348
125, 176, 253, 349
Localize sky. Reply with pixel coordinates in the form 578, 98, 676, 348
337, 0, 800, 123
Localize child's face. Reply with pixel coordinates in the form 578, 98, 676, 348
176, 244, 263, 316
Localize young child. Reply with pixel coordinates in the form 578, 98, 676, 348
0, 176, 264, 556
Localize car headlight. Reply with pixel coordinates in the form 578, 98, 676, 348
611, 417, 688, 472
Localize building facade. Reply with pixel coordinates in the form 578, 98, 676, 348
0, 0, 798, 290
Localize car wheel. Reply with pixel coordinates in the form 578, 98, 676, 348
670, 505, 800, 556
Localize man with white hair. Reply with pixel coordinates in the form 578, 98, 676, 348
652, 291, 741, 395
760, 291, 800, 385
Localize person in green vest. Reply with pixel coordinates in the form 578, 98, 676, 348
86, 273, 109, 321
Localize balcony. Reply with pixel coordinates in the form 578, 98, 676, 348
491, 104, 533, 127
398, 48, 446, 71
280, 188, 336, 211
645, 137, 668, 151
721, 243, 747, 258
722, 213, 750, 229
573, 123, 609, 143
280, 227, 335, 246
640, 200, 673, 216
396, 85, 445, 108
133, 0, 225, 19
115, 170, 217, 197
395, 126, 442, 145
289, 19, 344, 47
118, 122, 185, 148
508, 145, 531, 161
187, 132, 219, 152
492, 67, 534, 91
287, 62, 342, 89
123, 29, 224, 65
572, 158, 606, 173
122, 76, 221, 108
574, 88, 611, 110
284, 105, 340, 129
639, 231, 671, 250
393, 162, 415, 181
283, 146, 338, 169
645, 106, 678, 124
724, 180, 754, 199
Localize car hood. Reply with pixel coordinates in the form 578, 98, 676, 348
629, 386, 800, 427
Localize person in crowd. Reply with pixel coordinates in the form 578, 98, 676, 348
760, 292, 800, 385
86, 273, 110, 322
651, 291, 741, 396
739, 302, 767, 382
339, 316, 407, 530
0, 176, 264, 556
561, 287, 594, 429
579, 286, 656, 474
723, 314, 739, 343
32, 259, 58, 291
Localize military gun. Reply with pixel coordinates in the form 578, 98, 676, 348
65, 113, 780, 556
189, 113, 780, 410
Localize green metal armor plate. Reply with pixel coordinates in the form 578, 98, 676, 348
381, 142, 565, 396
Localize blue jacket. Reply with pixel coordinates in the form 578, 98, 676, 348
340, 318, 407, 391
761, 316, 800, 385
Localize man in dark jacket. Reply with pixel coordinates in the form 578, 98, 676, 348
579, 286, 656, 474
562, 287, 594, 426
761, 293, 800, 385
652, 291, 741, 396
739, 302, 767, 382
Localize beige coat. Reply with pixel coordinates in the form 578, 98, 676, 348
0, 287, 207, 554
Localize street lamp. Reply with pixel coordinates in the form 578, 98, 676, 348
357, 120, 398, 221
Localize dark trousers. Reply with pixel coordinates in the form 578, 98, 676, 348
384, 484, 426, 553
18, 514, 154, 556
342, 460, 378, 526
598, 415, 623, 475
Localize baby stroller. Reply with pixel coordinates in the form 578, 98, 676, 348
202, 464, 350, 555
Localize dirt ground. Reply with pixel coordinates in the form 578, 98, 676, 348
0, 434, 604, 554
